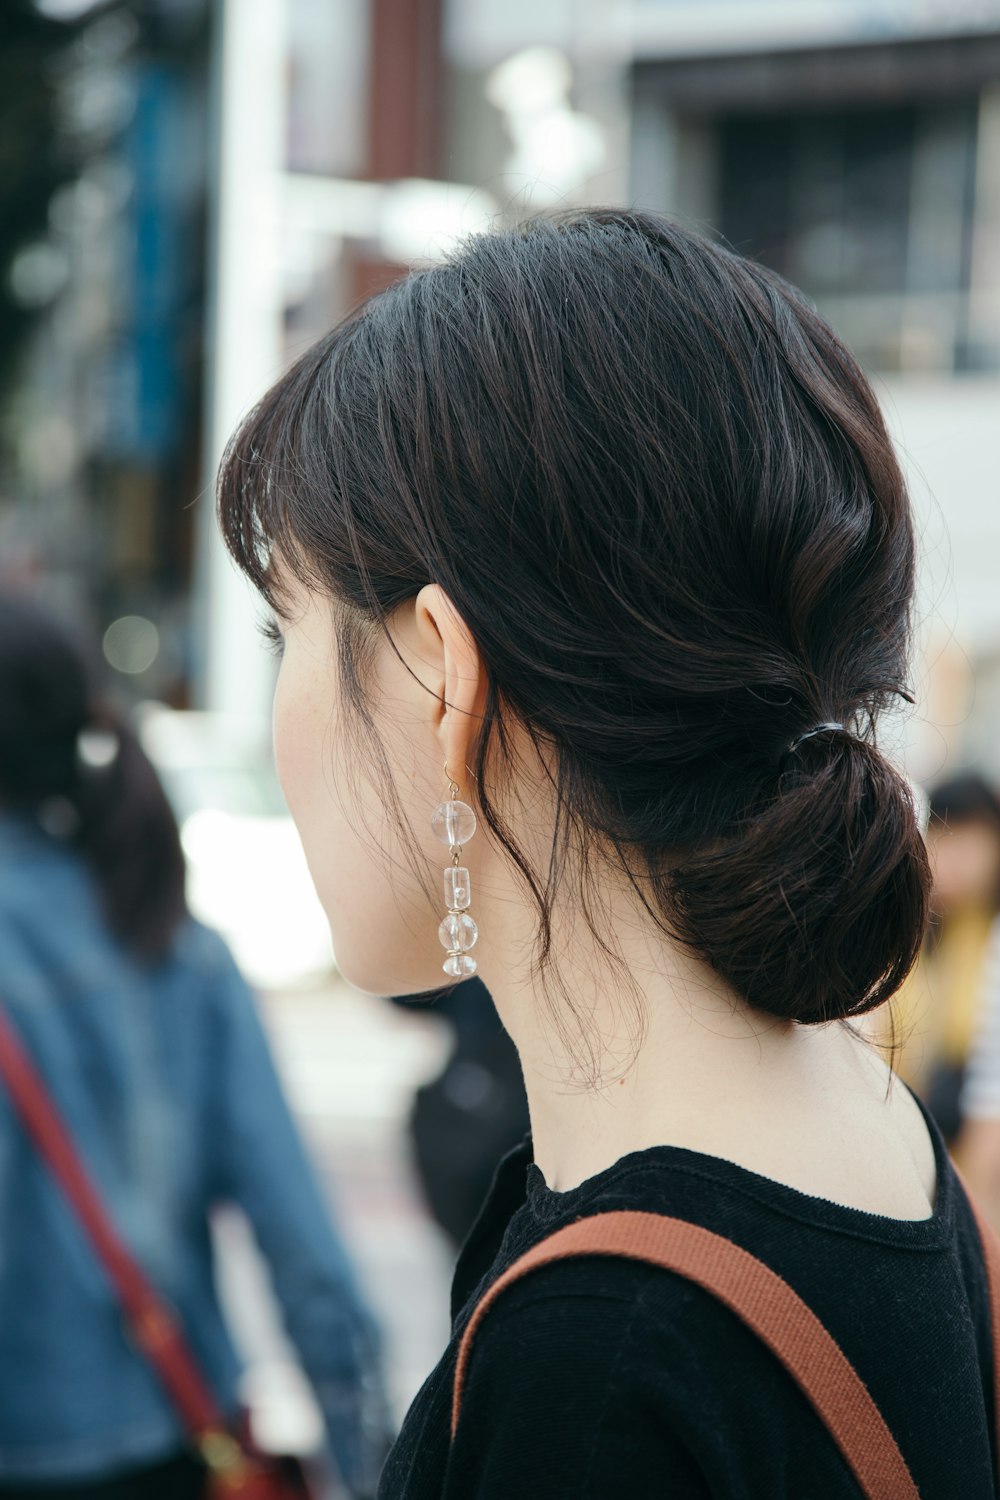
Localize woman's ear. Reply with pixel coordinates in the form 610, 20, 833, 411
414, 584, 487, 784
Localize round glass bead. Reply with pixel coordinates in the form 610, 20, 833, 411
443, 866, 472, 911
443, 953, 478, 978
431, 799, 477, 848
438, 912, 478, 952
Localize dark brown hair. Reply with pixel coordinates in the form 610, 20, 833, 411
219, 209, 929, 1027
0, 595, 186, 959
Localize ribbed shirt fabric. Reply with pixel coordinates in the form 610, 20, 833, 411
380, 1096, 995, 1498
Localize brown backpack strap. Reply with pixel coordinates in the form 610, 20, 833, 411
452, 1209, 919, 1500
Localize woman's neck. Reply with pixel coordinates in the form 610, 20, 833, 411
503, 968, 822, 1193
475, 875, 914, 1202
479, 879, 793, 1187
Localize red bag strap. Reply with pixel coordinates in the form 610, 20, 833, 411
0, 1003, 226, 1442
452, 1209, 921, 1500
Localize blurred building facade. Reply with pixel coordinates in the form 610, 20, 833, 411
1, 1, 210, 703
3, 0, 1000, 783
630, 4, 1000, 378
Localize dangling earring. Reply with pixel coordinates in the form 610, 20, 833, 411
432, 765, 478, 978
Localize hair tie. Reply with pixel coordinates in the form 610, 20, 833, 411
784, 721, 846, 763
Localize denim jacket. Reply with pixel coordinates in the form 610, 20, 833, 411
0, 814, 388, 1495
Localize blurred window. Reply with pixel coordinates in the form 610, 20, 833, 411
717, 101, 980, 372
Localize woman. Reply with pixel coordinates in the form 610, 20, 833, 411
893, 774, 1000, 1139
219, 211, 994, 1497
0, 597, 389, 1499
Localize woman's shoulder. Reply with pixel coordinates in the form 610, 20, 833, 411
460, 1237, 736, 1376
167, 914, 239, 975
448, 1250, 717, 1499
449, 1239, 873, 1500
452, 1166, 765, 1436
457, 1086, 966, 1331
0, 816, 90, 911
456, 1108, 981, 1411
155, 918, 260, 1026
447, 1140, 990, 1499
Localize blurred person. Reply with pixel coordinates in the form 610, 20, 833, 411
890, 773, 1000, 1140
955, 926, 1000, 1221
0, 597, 390, 1500
218, 211, 1000, 1498
949, 788, 1000, 1217
390, 980, 529, 1246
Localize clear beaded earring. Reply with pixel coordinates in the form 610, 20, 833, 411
432, 766, 478, 978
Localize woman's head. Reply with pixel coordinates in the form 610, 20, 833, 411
219, 209, 929, 1027
0, 594, 186, 958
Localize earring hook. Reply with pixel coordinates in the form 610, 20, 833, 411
443, 760, 461, 799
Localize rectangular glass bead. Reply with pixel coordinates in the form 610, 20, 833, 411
444, 865, 471, 911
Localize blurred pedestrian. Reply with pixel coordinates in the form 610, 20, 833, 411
955, 923, 1000, 1219
890, 773, 1000, 1139
0, 596, 390, 1500
390, 979, 529, 1246
218, 211, 1000, 1497
948, 780, 1000, 1214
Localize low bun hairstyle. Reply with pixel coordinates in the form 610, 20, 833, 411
0, 596, 186, 960
219, 209, 930, 1027
671, 735, 926, 1023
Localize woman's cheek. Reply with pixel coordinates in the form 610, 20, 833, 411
271, 669, 298, 812
272, 656, 320, 823
271, 656, 350, 918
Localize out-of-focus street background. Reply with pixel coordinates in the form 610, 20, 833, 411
4, 0, 1000, 1471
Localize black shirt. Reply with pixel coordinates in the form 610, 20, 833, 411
379, 1099, 996, 1498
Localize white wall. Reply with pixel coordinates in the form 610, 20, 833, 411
876, 375, 1000, 782
878, 376, 1000, 649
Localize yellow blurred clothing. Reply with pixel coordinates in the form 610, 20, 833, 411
889, 907, 995, 1090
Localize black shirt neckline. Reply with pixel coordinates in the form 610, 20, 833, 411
523, 1088, 955, 1251
394, 1083, 991, 1500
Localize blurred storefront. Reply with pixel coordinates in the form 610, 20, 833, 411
1, 1, 210, 705
3, 0, 1000, 781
